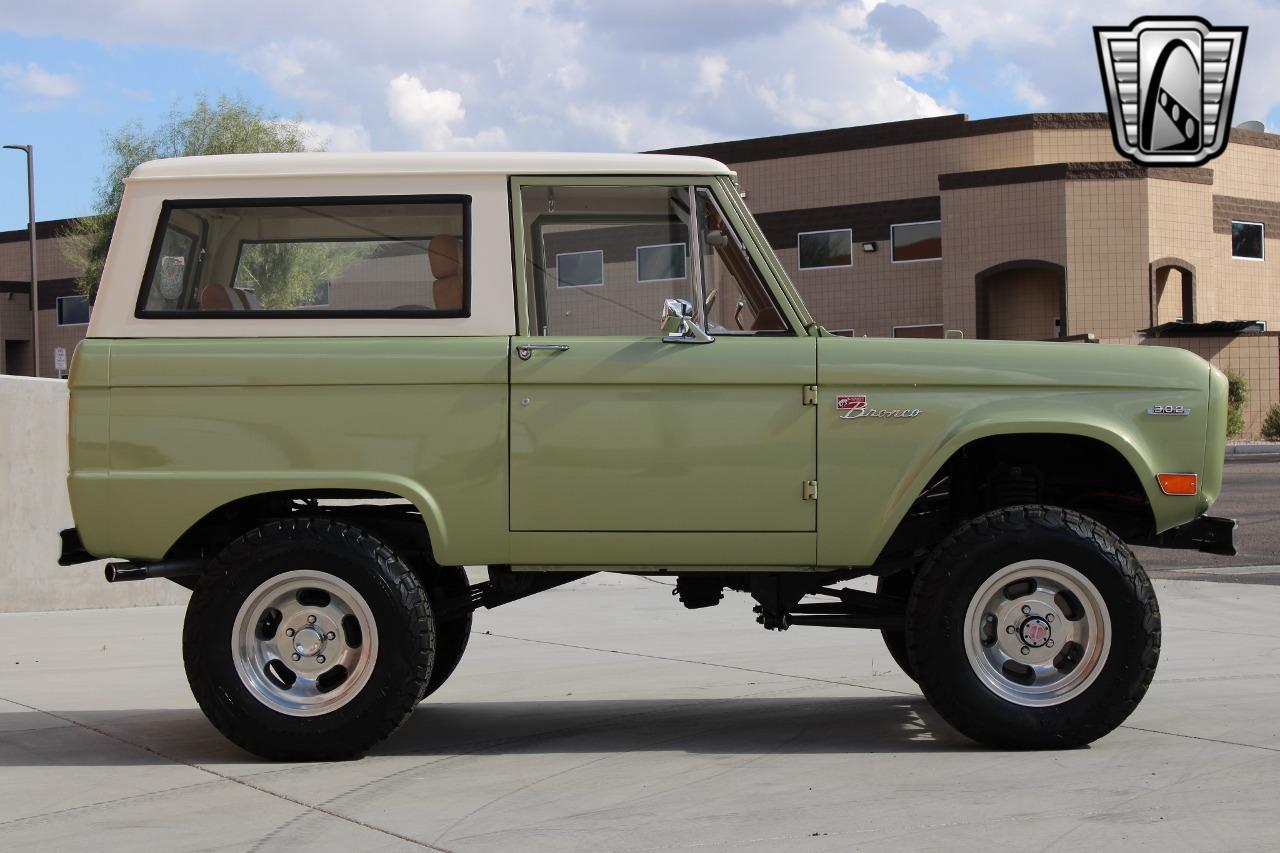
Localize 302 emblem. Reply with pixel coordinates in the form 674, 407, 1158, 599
837, 394, 922, 421
1147, 404, 1191, 415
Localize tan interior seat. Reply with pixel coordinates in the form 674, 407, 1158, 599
428, 235, 464, 311
198, 283, 252, 311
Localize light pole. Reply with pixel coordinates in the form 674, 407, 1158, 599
4, 144, 39, 377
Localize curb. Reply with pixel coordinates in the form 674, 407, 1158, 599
1226, 442, 1280, 457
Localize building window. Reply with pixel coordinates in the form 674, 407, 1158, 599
1231, 220, 1264, 260
56, 295, 91, 326
797, 229, 853, 269
892, 323, 944, 339
635, 242, 687, 283
555, 250, 605, 288
891, 221, 942, 263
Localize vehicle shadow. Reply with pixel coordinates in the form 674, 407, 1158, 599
0, 694, 979, 767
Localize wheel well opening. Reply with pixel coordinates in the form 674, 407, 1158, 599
881, 434, 1154, 566
165, 490, 434, 566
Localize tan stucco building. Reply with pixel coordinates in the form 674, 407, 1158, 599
661, 112, 1280, 435
0, 219, 85, 378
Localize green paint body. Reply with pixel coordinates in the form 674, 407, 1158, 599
67, 175, 1225, 569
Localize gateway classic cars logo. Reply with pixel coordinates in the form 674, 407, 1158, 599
1094, 17, 1247, 167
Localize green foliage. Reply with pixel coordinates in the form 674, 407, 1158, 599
235, 241, 374, 309
1262, 404, 1280, 441
1226, 369, 1248, 410
1225, 369, 1248, 438
63, 93, 314, 299
1227, 406, 1245, 438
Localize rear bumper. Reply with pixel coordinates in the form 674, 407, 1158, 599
1144, 515, 1238, 557
58, 528, 95, 566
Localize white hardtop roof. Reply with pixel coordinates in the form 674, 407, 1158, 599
128, 151, 733, 182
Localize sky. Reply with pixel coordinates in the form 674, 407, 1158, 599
3, 0, 1280, 232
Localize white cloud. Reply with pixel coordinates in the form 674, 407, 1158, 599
386, 73, 506, 150
697, 55, 728, 96
566, 104, 635, 150
554, 61, 586, 91
295, 120, 372, 152
747, 19, 950, 131
386, 74, 465, 150
12, 1, 1280, 152
1, 61, 79, 101
0, 1, 962, 150
996, 64, 1049, 110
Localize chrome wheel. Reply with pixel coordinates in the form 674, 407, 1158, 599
963, 559, 1111, 707
231, 570, 379, 717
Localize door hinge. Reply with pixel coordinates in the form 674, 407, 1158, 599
802, 385, 818, 406
802, 480, 818, 501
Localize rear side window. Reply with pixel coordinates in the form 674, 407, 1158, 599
137, 196, 469, 317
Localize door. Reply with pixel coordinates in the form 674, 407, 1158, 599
510, 182, 816, 534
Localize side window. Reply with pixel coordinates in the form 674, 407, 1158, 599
891, 220, 942, 263
797, 229, 853, 270
56, 295, 92, 326
696, 189, 788, 334
521, 185, 696, 336
138, 197, 468, 317
1231, 220, 1264, 260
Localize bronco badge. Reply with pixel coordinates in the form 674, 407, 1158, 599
837, 394, 922, 421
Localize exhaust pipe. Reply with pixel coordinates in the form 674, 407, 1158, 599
105, 559, 204, 583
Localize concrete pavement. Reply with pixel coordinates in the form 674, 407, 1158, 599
2, 573, 1279, 852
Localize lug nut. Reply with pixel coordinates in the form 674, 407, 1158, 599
1021, 646, 1030, 655
1046, 639, 1055, 648
307, 615, 317, 624
285, 628, 296, 637
1046, 613, 1055, 622
1005, 625, 1016, 634
317, 655, 326, 664
326, 632, 336, 640
1021, 605, 1032, 615
291, 653, 301, 661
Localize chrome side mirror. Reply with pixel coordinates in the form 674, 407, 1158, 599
660, 298, 714, 344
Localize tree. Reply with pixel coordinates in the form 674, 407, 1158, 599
1262, 404, 1280, 441
235, 240, 374, 309
1226, 369, 1248, 438
64, 94, 314, 299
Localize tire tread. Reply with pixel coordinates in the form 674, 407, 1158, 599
183, 517, 434, 761
907, 505, 1160, 748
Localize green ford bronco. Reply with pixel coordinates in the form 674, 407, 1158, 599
59, 152, 1235, 760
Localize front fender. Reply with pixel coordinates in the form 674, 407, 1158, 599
863, 418, 1160, 567
816, 338, 1211, 566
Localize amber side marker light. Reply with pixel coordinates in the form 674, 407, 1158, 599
1157, 473, 1199, 496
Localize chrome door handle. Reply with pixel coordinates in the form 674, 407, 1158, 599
516, 343, 570, 361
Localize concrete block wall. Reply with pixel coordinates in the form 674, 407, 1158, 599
1140, 333, 1280, 439
0, 376, 188, 611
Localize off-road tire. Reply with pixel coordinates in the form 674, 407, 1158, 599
183, 517, 434, 761
876, 571, 916, 681
907, 505, 1160, 749
422, 566, 472, 699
